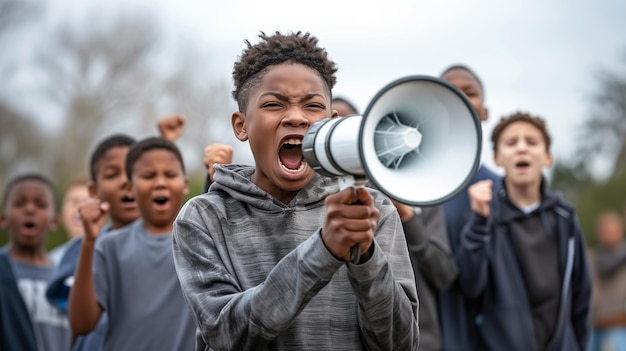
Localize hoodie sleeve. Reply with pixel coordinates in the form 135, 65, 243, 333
402, 206, 458, 291
346, 202, 420, 351
456, 212, 492, 299
570, 216, 592, 349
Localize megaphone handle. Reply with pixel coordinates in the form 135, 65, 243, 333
337, 176, 368, 264
350, 244, 361, 264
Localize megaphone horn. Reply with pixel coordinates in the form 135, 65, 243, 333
303, 75, 482, 207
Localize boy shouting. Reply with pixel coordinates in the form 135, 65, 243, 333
173, 31, 419, 351
457, 112, 592, 350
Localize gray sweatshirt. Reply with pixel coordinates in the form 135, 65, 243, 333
172, 164, 419, 351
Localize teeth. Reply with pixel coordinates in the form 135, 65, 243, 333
283, 138, 302, 145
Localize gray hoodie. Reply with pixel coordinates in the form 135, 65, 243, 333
173, 164, 419, 351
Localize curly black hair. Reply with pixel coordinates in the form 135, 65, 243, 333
491, 111, 552, 152
232, 31, 338, 113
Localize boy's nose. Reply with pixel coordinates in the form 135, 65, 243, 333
120, 178, 130, 189
282, 110, 309, 128
23, 202, 37, 213
516, 141, 529, 151
153, 175, 168, 187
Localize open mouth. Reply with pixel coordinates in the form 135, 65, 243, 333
121, 195, 136, 208
21, 221, 38, 236
153, 196, 170, 210
279, 138, 304, 172
515, 161, 530, 169
154, 197, 169, 205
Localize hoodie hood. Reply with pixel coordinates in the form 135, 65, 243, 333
211, 164, 340, 213
494, 177, 563, 224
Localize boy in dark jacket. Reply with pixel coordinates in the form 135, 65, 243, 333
457, 112, 592, 350
0, 174, 71, 351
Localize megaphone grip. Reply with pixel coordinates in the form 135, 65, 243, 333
350, 244, 361, 264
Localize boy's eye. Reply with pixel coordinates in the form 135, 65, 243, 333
306, 103, 325, 110
463, 90, 478, 98
140, 173, 156, 179
103, 170, 120, 180
262, 102, 282, 108
12, 198, 26, 207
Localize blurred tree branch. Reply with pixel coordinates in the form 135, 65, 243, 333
575, 56, 626, 177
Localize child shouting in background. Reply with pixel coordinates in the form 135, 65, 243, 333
456, 112, 592, 350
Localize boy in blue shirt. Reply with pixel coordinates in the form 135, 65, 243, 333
69, 137, 196, 351
45, 134, 138, 350
47, 115, 186, 351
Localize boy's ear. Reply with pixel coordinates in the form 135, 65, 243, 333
493, 151, 502, 167
48, 215, 59, 233
232, 112, 248, 141
0, 214, 6, 230
545, 151, 553, 167
183, 177, 190, 196
480, 106, 489, 122
88, 181, 98, 198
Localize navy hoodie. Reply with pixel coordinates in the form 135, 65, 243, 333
0, 248, 38, 351
457, 179, 592, 350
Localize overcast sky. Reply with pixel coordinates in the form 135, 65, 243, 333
49, 0, 626, 179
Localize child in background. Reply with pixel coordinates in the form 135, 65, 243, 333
47, 114, 186, 351
46, 134, 138, 350
331, 96, 359, 117
588, 210, 626, 351
49, 176, 90, 265
173, 31, 418, 350
0, 174, 71, 351
437, 64, 502, 351
69, 137, 196, 351
456, 112, 592, 350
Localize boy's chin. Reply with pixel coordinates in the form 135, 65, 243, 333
14, 235, 45, 248
277, 171, 315, 189
506, 174, 542, 187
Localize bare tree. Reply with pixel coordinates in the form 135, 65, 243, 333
32, 12, 160, 181
155, 43, 239, 176
575, 56, 626, 178
0, 103, 52, 189
0, 0, 39, 33
32, 8, 232, 181
0, 0, 48, 190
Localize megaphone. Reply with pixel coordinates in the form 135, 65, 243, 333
302, 75, 482, 262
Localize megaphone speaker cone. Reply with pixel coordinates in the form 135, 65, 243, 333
302, 75, 481, 206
